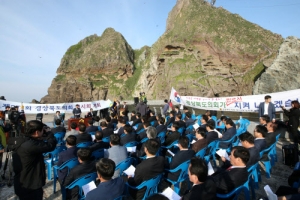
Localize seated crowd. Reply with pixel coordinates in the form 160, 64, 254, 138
49, 107, 283, 200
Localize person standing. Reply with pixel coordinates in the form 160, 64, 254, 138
163, 99, 169, 116
73, 104, 82, 119
281, 100, 300, 148
258, 95, 276, 122
136, 100, 147, 117
10, 120, 57, 200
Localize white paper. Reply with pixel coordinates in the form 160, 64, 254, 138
207, 162, 214, 175
126, 146, 136, 152
167, 128, 172, 131
123, 165, 136, 177
128, 121, 133, 126
174, 143, 179, 147
167, 149, 175, 157
264, 185, 277, 200
91, 135, 95, 141
193, 123, 199, 130
82, 181, 97, 195
214, 129, 222, 138
161, 187, 181, 200
238, 142, 242, 146
133, 126, 137, 130
191, 140, 196, 144
216, 149, 230, 161
114, 128, 119, 134
180, 104, 184, 110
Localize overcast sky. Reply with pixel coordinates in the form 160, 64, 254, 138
0, 0, 299, 103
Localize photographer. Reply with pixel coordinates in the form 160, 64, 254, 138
10, 120, 57, 200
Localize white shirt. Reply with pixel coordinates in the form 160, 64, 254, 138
264, 103, 269, 115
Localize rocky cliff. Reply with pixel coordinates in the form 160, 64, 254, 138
41, 0, 284, 103
253, 36, 300, 94
41, 28, 136, 103
132, 0, 283, 99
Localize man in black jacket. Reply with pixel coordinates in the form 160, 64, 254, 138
11, 120, 57, 200
76, 123, 92, 144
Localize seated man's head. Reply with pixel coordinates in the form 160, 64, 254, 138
143, 122, 150, 129
131, 111, 136, 116
78, 123, 86, 133
229, 146, 250, 167
124, 124, 133, 134
206, 120, 215, 131
118, 117, 126, 126
185, 112, 191, 119
55, 119, 62, 126
141, 116, 148, 123
175, 114, 182, 121
254, 125, 267, 138
266, 122, 277, 133
259, 115, 270, 125
95, 131, 103, 141
77, 148, 92, 163
196, 127, 206, 140
220, 116, 228, 124
88, 119, 93, 126
136, 112, 141, 119
66, 135, 77, 147
169, 111, 176, 118
156, 113, 162, 120
110, 134, 120, 146
239, 132, 254, 148
105, 116, 111, 123
94, 116, 100, 122
225, 118, 234, 129
96, 158, 115, 181
100, 121, 107, 129
188, 157, 208, 184
171, 121, 180, 132
56, 111, 60, 115
146, 126, 157, 139
178, 136, 189, 150
144, 139, 160, 156
70, 122, 77, 130
201, 115, 208, 124
158, 117, 165, 125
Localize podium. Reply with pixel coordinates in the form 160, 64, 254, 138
67, 118, 91, 130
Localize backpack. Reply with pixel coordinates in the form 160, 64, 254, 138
282, 144, 299, 167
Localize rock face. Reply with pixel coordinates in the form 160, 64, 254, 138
253, 36, 300, 94
41, 28, 135, 103
41, 0, 284, 103
132, 0, 283, 99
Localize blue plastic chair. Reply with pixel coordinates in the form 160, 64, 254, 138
186, 134, 195, 142
167, 123, 173, 128
191, 114, 196, 120
259, 145, 274, 178
102, 137, 110, 143
126, 174, 162, 200
195, 147, 207, 159
216, 135, 237, 154
53, 157, 79, 193
204, 140, 218, 166
196, 115, 202, 125
92, 148, 104, 160
140, 137, 149, 144
150, 121, 155, 126
165, 160, 190, 194
216, 174, 251, 200
157, 131, 166, 144
124, 141, 139, 147
76, 141, 93, 148
248, 163, 259, 199
271, 134, 280, 163
44, 145, 67, 180
65, 172, 98, 200
89, 131, 96, 136
133, 123, 141, 130
54, 132, 66, 145
115, 158, 132, 177
181, 113, 186, 120
185, 125, 194, 135
178, 127, 185, 135
292, 162, 300, 188
215, 120, 226, 133
137, 128, 145, 135
165, 116, 170, 122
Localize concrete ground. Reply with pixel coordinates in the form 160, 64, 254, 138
0, 111, 296, 200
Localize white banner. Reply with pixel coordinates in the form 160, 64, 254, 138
169, 87, 300, 112
0, 99, 113, 114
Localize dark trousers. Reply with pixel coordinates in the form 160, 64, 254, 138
17, 187, 43, 200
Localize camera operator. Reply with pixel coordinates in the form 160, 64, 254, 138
9, 120, 57, 200
7, 106, 21, 137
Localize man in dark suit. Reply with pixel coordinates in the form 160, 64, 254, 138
51, 119, 66, 134
182, 158, 216, 200
218, 119, 236, 149
57, 135, 78, 184
76, 123, 92, 144
265, 122, 277, 147
99, 121, 114, 138
130, 111, 137, 121
128, 139, 164, 200
63, 148, 96, 200
212, 146, 250, 194
86, 119, 99, 133
116, 117, 126, 135
165, 111, 175, 127
72, 104, 82, 119
192, 127, 207, 153
259, 115, 270, 126
205, 121, 219, 144
184, 112, 195, 127
104, 116, 114, 130
254, 125, 267, 152
200, 114, 209, 129
89, 131, 110, 151
136, 122, 150, 142
148, 111, 157, 123
156, 117, 167, 134
258, 95, 276, 122
120, 125, 136, 146
239, 132, 260, 168
135, 116, 147, 133
175, 114, 186, 128
85, 158, 125, 200
131, 113, 142, 126
165, 136, 195, 181
164, 122, 181, 146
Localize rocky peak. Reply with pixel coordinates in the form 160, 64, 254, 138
253, 36, 300, 94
